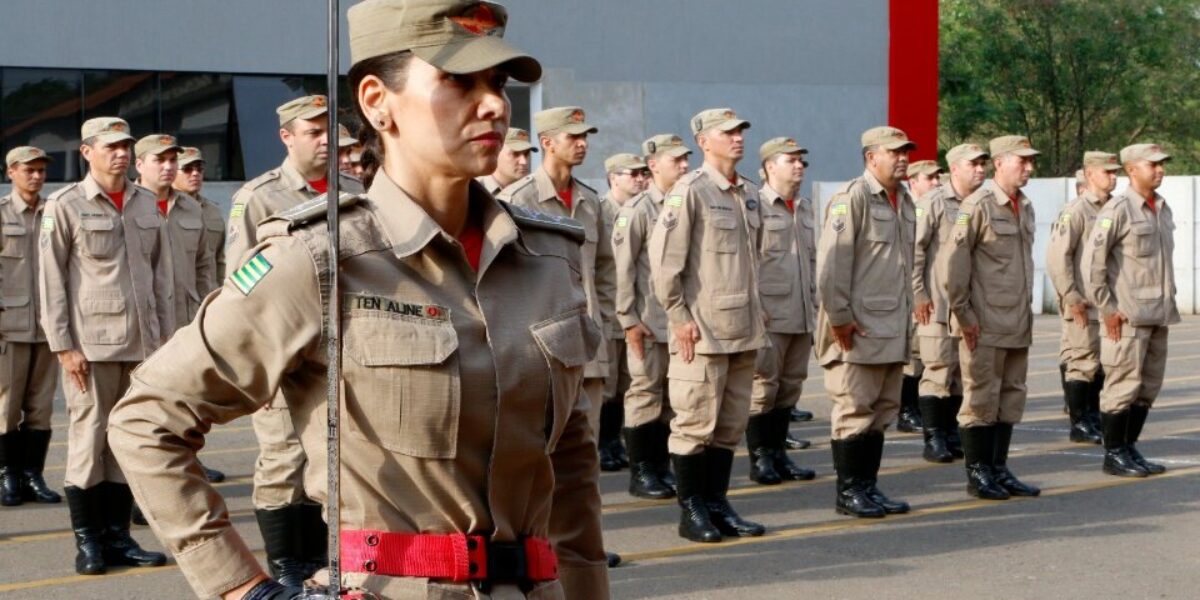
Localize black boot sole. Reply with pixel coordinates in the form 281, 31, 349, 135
967, 486, 1011, 501
678, 524, 722, 543
836, 504, 886, 519
1103, 461, 1149, 478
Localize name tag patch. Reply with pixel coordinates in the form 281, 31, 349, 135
348, 293, 450, 321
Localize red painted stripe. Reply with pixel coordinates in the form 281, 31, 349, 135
888, 0, 939, 161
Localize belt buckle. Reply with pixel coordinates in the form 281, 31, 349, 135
473, 538, 528, 594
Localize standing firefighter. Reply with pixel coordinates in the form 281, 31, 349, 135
109, 1, 611, 598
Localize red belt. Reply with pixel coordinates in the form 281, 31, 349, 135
341, 530, 558, 584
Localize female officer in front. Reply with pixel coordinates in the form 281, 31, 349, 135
108, 1, 610, 598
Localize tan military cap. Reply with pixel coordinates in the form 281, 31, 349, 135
759, 137, 807, 162
946, 143, 988, 164
642, 134, 691, 158
861, 126, 916, 151
277, 95, 328, 127
5, 146, 52, 168
178, 147, 205, 167
989, 135, 1040, 157
1120, 143, 1171, 164
604, 153, 648, 174
134, 134, 182, 158
535, 107, 597, 137
1082, 151, 1121, 172
504, 128, 537, 152
338, 124, 359, 148
81, 117, 135, 145
691, 108, 750, 135
348, 0, 541, 83
906, 160, 943, 178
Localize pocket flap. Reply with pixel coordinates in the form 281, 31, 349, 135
1134, 287, 1162, 300
179, 218, 203, 230
345, 314, 458, 366
205, 219, 225, 232
712, 216, 737, 230
2, 224, 26, 236
764, 219, 788, 231
759, 283, 791, 296
81, 218, 115, 232
870, 206, 895, 221
82, 292, 125, 315
713, 292, 750, 309
1130, 222, 1155, 235
667, 358, 706, 382
991, 219, 1018, 235
862, 296, 899, 311
135, 214, 162, 229
4, 295, 29, 308
530, 308, 596, 368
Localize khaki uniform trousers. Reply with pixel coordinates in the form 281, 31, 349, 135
825, 361, 902, 440
625, 341, 671, 428
603, 338, 630, 406
958, 344, 1028, 427
583, 378, 605, 440
917, 335, 962, 397
251, 399, 309, 509
667, 351, 755, 455
750, 332, 812, 415
0, 342, 57, 433
903, 320, 924, 378
64, 361, 136, 489
1060, 321, 1101, 383
1100, 325, 1168, 412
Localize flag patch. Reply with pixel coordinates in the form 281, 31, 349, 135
41, 216, 55, 231
1099, 217, 1113, 230
956, 212, 970, 225
229, 204, 246, 219
667, 195, 684, 207
230, 253, 273, 295
915, 207, 925, 217
830, 203, 848, 216
616, 216, 629, 228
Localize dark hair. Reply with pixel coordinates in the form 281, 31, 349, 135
347, 51, 413, 188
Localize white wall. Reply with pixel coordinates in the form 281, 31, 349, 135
813, 176, 1200, 314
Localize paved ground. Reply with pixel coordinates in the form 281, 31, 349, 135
2, 315, 1199, 599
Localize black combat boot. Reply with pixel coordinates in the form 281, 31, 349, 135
862, 430, 909, 514
1064, 380, 1102, 444
598, 402, 625, 472
626, 425, 674, 499
994, 423, 1040, 496
1086, 368, 1105, 432
0, 432, 23, 506
785, 431, 812, 450
918, 396, 953, 463
1101, 410, 1148, 478
1059, 363, 1069, 414
652, 421, 676, 488
771, 408, 815, 480
672, 453, 721, 543
746, 413, 781, 485
66, 486, 107, 575
298, 502, 329, 577
790, 407, 814, 422
946, 395, 964, 459
18, 426, 60, 503
961, 426, 1009, 500
897, 375, 923, 433
1127, 403, 1165, 475
256, 504, 313, 586
102, 482, 168, 567
704, 447, 765, 537
831, 435, 884, 518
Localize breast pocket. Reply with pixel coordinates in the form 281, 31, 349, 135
866, 207, 895, 243
79, 218, 120, 258
1130, 222, 1157, 257
79, 289, 127, 345
0, 295, 30, 333
530, 307, 594, 452
177, 217, 203, 256
762, 218, 791, 253
135, 214, 162, 254
706, 215, 739, 253
985, 219, 1019, 258
1, 224, 26, 259
343, 312, 461, 459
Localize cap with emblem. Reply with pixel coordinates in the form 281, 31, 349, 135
946, 143, 988, 164
861, 126, 916, 151
906, 160, 942, 179
81, 117, 135, 145
277, 95, 329, 127
989, 135, 1041, 158
1120, 143, 1170, 164
348, 0, 541, 82
691, 108, 750, 135
134, 134, 182, 158
338, 124, 359, 148
604, 153, 647, 175
759, 137, 808, 162
535, 107, 597, 137
504, 128, 537, 152
642, 134, 690, 159
5, 146, 52, 168
1082, 151, 1121, 172
179, 147, 205, 167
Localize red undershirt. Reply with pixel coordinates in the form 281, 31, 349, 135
108, 190, 125, 212
1007, 192, 1021, 218
784, 198, 795, 214
157, 197, 169, 215
886, 190, 897, 211
557, 187, 573, 211
308, 178, 328, 194
457, 211, 484, 272
1145, 194, 1157, 213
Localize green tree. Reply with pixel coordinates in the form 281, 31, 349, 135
940, 0, 1200, 175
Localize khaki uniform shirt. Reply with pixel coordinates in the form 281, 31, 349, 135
913, 182, 964, 334
226, 159, 363, 267
109, 175, 608, 599
196, 193, 226, 287
755, 184, 816, 335
941, 179, 1035, 348
38, 176, 173, 361
0, 193, 47, 343
1047, 190, 1107, 322
613, 191, 669, 340
1082, 188, 1181, 327
815, 170, 914, 365
476, 174, 504, 196
160, 190, 215, 331
498, 167, 610, 377
648, 162, 766, 355
598, 194, 623, 339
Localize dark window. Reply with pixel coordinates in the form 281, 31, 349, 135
160, 73, 241, 180
1, 68, 82, 181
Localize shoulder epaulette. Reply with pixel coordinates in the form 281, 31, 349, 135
272, 192, 362, 230
575, 178, 598, 196
47, 182, 81, 203
500, 202, 585, 242
243, 168, 283, 191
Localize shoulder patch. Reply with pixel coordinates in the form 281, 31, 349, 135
666, 195, 684, 208
1059, 213, 1071, 225
915, 207, 925, 218
616, 215, 629, 228
229, 203, 246, 219
1099, 217, 1112, 230
956, 212, 970, 225
41, 216, 55, 232
830, 203, 848, 216
500, 202, 585, 242
230, 252, 273, 295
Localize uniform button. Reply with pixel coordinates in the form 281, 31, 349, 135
365, 534, 379, 547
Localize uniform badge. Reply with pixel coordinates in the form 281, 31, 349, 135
745, 199, 758, 211
956, 212, 970, 225
616, 216, 629, 228
41, 216, 54, 232
667, 195, 684, 208
230, 253, 273, 296
915, 207, 925, 217
613, 233, 625, 246
1060, 213, 1071, 225
832, 219, 846, 233
830, 203, 848, 216
661, 211, 678, 230
229, 204, 247, 219
954, 230, 967, 245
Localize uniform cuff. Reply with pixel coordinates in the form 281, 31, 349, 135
952, 307, 978, 329
913, 291, 931, 307
46, 335, 74, 354
558, 562, 610, 600
825, 307, 854, 328
1098, 301, 1119, 319
616, 313, 642, 331
173, 527, 265, 599
665, 305, 693, 328
1062, 291, 1086, 309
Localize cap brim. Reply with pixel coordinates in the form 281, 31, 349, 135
555, 123, 598, 136
414, 36, 543, 83
506, 142, 537, 152
13, 155, 53, 165
1098, 164, 1122, 172
1010, 149, 1041, 157
1147, 152, 1171, 162
715, 119, 750, 132
955, 151, 988, 162
179, 157, 204, 166
293, 107, 329, 123
881, 140, 917, 151
661, 146, 691, 158
93, 133, 135, 145
338, 137, 359, 147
